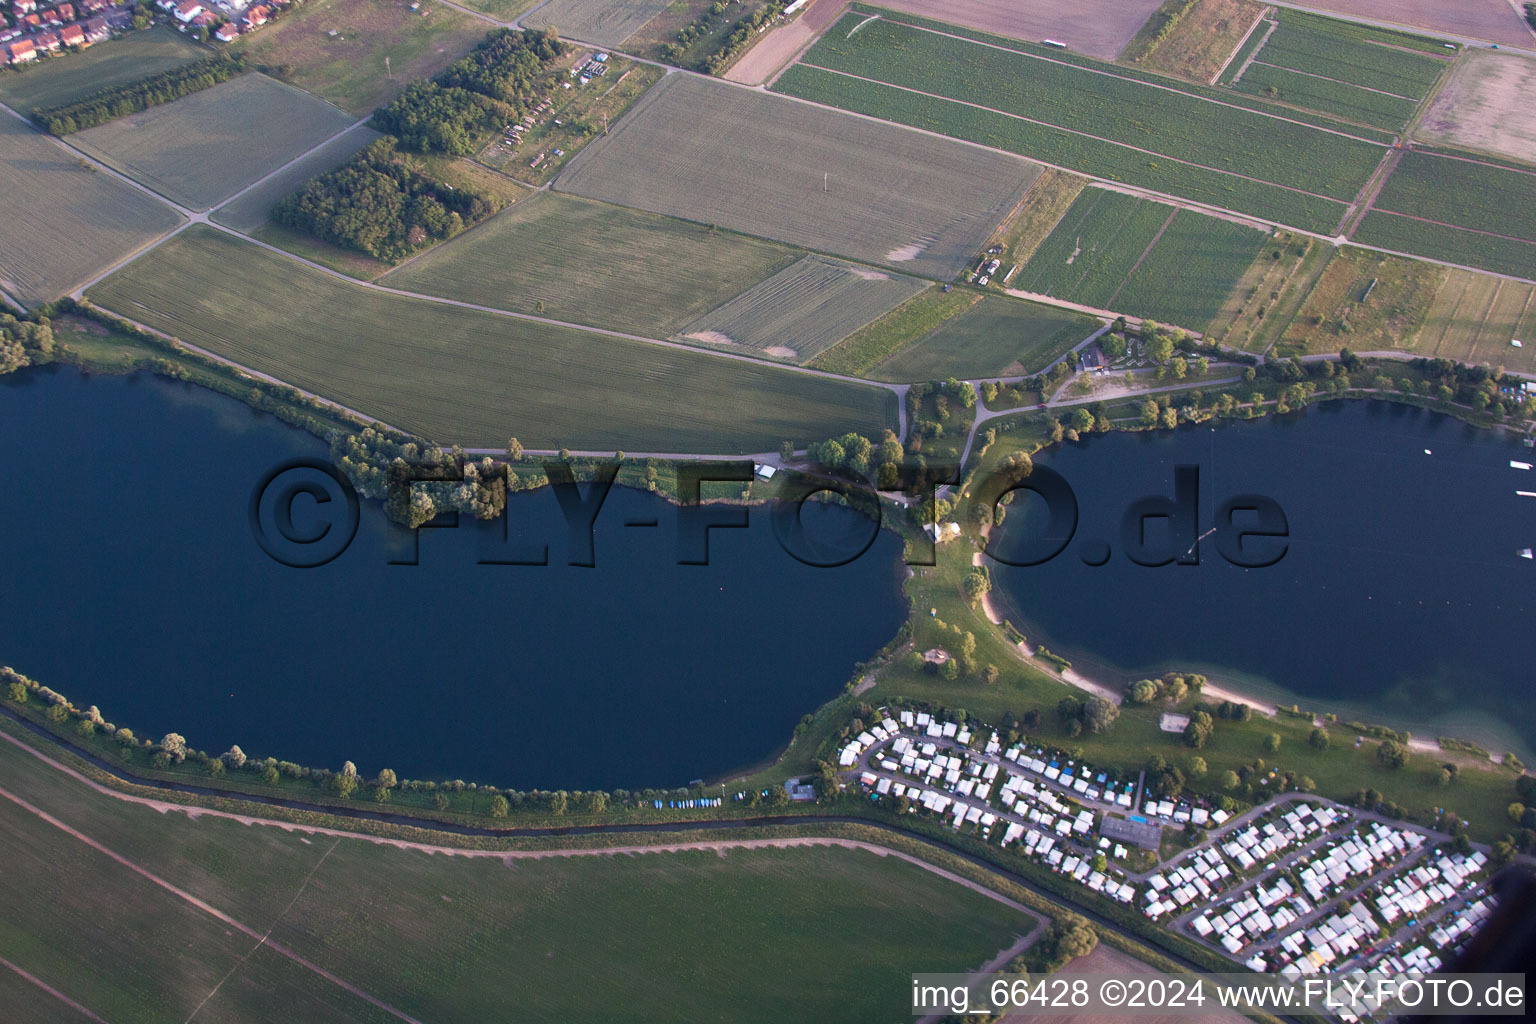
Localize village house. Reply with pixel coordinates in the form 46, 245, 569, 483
12, 0, 38, 13
214, 20, 237, 40
242, 3, 268, 26
173, 0, 201, 21
57, 21, 83, 45
4, 36, 36, 62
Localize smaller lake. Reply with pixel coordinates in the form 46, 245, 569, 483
0, 367, 908, 789
989, 400, 1536, 753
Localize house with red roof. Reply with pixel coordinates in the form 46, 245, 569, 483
58, 21, 83, 45
4, 36, 36, 62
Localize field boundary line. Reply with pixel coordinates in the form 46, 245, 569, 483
1226, 14, 1277, 86
1247, 60, 1419, 99
1364, 206, 1536, 247
1211, 6, 1272, 85
1466, 278, 1504, 363
0, 780, 425, 1024
209, 116, 376, 217
1105, 208, 1179, 310
863, 12, 1390, 146
1261, 0, 1536, 55
0, 954, 107, 1023
1407, 148, 1536, 178
0, 727, 1045, 942
796, 62, 1349, 203
1341, 142, 1405, 237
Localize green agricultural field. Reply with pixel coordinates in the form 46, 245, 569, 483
1250, 8, 1451, 97
211, 123, 384, 232
556, 73, 1037, 279
1354, 212, 1536, 282
677, 254, 928, 363
786, 14, 1386, 201
71, 73, 358, 211
0, 27, 207, 113
1110, 211, 1269, 331
0, 116, 182, 307
809, 287, 982, 375
88, 226, 895, 450
236, 0, 487, 114
1369, 152, 1536, 252
523, 0, 673, 47
1014, 190, 1174, 310
772, 67, 1348, 237
1417, 269, 1536, 372
1016, 190, 1266, 330
381, 192, 797, 337
1232, 62, 1420, 131
0, 723, 1029, 1024
870, 294, 1097, 382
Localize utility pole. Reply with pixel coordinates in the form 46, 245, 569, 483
823, 172, 828, 193
385, 56, 392, 80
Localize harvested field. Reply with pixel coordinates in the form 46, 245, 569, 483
235, 0, 486, 114
1274, 245, 1443, 357
71, 74, 357, 211
1015, 189, 1267, 330
1131, 0, 1267, 82
869, 293, 1097, 381
1418, 50, 1536, 167
0, 115, 182, 307
1418, 268, 1536, 372
381, 192, 796, 337
556, 73, 1037, 278
726, 0, 847, 85
522, 0, 674, 47
677, 254, 927, 362
1275, 0, 1534, 49
88, 227, 894, 451
0, 27, 206, 114
210, 123, 383, 231
868, 0, 1167, 58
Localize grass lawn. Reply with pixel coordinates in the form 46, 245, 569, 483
0, 720, 1029, 1024
556, 72, 1037, 280
88, 226, 896, 451
238, 0, 487, 114
381, 191, 798, 337
676, 254, 928, 364
871, 294, 1099, 382
0, 116, 181, 307
71, 73, 357, 211
0, 26, 207, 113
1274, 246, 1444, 357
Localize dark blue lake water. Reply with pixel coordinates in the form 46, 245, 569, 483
989, 399, 1536, 751
0, 366, 907, 789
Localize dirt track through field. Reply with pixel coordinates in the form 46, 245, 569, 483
868, 0, 1165, 59
0, 955, 108, 1022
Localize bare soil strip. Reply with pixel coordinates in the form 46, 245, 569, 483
0, 955, 108, 1023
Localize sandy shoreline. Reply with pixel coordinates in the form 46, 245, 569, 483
969, 553, 1464, 758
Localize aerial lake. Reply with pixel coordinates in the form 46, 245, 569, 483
988, 399, 1536, 754
0, 366, 907, 789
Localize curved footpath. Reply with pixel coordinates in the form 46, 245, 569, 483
0, 708, 1218, 978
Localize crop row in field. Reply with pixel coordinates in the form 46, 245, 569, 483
846, 3, 1397, 143
795, 15, 1385, 201
556, 73, 1035, 279
869, 293, 1097, 381
0, 116, 182, 307
1371, 151, 1536, 246
88, 226, 896, 451
677, 254, 927, 363
772, 64, 1348, 235
1418, 269, 1536, 371
523, 0, 673, 47
1110, 210, 1270, 330
1014, 190, 1174, 308
1216, 8, 1274, 85
71, 73, 357, 211
1256, 7, 1450, 98
1354, 212, 1536, 282
1015, 189, 1266, 330
1234, 62, 1420, 131
0, 26, 207, 113
381, 191, 797, 338
0, 726, 1028, 1024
